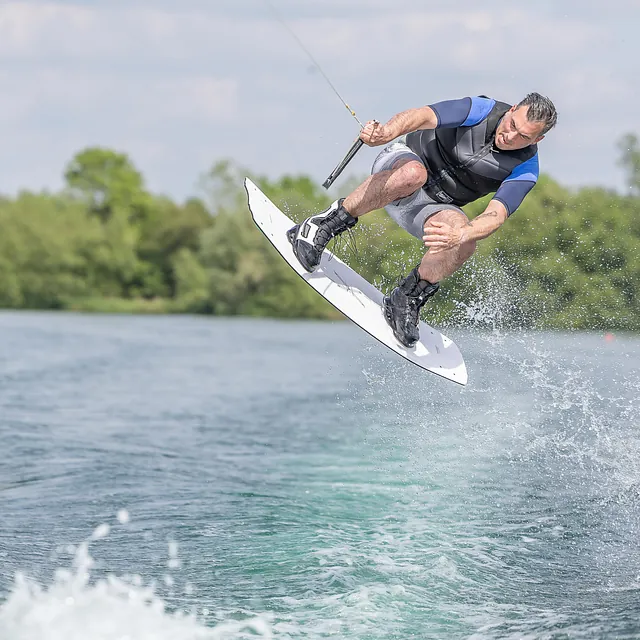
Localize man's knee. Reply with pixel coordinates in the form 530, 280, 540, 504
425, 209, 477, 256
424, 209, 468, 231
392, 159, 427, 191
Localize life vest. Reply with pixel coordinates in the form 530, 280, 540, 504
405, 100, 538, 207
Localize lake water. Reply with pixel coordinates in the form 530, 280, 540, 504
0, 312, 639, 639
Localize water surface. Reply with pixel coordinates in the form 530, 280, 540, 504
0, 312, 638, 639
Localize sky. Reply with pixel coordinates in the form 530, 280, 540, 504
0, 0, 639, 202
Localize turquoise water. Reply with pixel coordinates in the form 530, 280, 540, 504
0, 312, 639, 639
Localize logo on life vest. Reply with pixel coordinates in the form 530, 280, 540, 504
434, 190, 454, 204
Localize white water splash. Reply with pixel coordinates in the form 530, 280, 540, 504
447, 254, 529, 336
0, 523, 272, 640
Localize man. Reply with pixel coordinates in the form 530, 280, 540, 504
287, 92, 557, 348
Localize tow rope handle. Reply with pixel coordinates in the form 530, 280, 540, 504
322, 138, 364, 190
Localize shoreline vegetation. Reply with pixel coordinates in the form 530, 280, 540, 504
1, 139, 639, 331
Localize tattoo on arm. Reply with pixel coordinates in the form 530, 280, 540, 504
476, 210, 499, 219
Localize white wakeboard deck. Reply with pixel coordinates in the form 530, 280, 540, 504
244, 178, 467, 386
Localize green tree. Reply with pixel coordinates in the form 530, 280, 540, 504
196, 161, 341, 318
64, 147, 151, 223
1, 149, 639, 331
62, 147, 207, 301
136, 195, 213, 298
0, 192, 102, 308
172, 247, 211, 313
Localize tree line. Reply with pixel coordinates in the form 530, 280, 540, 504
0, 137, 639, 331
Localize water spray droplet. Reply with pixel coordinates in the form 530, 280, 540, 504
91, 524, 110, 540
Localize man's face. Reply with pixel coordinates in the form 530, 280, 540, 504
494, 105, 546, 151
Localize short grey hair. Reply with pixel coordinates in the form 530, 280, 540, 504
518, 92, 557, 135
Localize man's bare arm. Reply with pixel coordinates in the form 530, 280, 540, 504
463, 200, 509, 242
360, 107, 438, 146
384, 106, 438, 137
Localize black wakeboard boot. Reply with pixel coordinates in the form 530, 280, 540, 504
383, 266, 440, 348
287, 199, 357, 272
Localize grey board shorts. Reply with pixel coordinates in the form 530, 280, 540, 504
371, 136, 465, 240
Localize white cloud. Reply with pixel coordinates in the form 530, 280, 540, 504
286, 8, 604, 75
0, 67, 237, 125
0, 3, 604, 80
0, 3, 94, 56
0, 0, 636, 198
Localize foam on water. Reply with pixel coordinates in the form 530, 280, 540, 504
0, 524, 273, 640
349, 259, 640, 636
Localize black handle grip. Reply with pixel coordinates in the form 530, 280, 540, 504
323, 138, 364, 190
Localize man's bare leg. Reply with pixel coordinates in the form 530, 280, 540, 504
288, 158, 426, 273
418, 209, 477, 283
383, 209, 477, 347
343, 159, 427, 217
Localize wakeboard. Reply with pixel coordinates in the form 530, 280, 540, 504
244, 178, 467, 386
